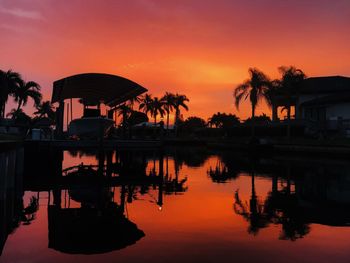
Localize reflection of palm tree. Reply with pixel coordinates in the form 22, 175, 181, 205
207, 160, 231, 183
264, 175, 310, 241
20, 196, 39, 225
234, 169, 270, 235
234, 68, 271, 136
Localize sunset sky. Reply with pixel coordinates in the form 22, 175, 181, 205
1, 0, 350, 121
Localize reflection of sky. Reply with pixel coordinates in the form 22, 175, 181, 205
1, 0, 350, 120
3, 153, 350, 262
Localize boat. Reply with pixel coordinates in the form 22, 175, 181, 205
68, 117, 114, 139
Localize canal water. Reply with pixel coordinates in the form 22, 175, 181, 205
1, 146, 350, 263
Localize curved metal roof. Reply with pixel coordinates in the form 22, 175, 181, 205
51, 73, 147, 107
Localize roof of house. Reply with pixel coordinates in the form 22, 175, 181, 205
300, 92, 350, 107
300, 76, 350, 94
51, 73, 147, 107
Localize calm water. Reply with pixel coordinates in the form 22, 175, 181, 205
1, 146, 350, 263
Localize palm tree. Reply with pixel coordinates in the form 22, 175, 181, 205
277, 66, 306, 121
117, 103, 132, 137
234, 68, 271, 137
161, 92, 175, 130
0, 70, 22, 118
139, 93, 154, 117
150, 97, 165, 125
276, 66, 306, 139
6, 108, 31, 124
13, 79, 42, 111
173, 93, 189, 127
127, 95, 142, 110
34, 101, 55, 122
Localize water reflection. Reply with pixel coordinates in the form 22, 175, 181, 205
2, 146, 350, 262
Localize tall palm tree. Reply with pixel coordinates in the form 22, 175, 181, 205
161, 92, 175, 130
34, 101, 55, 122
13, 79, 42, 111
234, 68, 271, 137
139, 93, 154, 117
0, 70, 22, 118
277, 66, 306, 120
150, 97, 165, 125
127, 95, 142, 110
276, 66, 306, 138
117, 103, 132, 137
173, 93, 189, 127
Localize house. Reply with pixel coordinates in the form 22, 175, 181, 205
272, 76, 350, 133
297, 76, 350, 121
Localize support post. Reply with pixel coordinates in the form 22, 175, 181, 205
55, 100, 64, 139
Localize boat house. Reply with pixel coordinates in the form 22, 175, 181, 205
51, 73, 147, 139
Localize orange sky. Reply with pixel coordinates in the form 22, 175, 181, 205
1, 0, 350, 121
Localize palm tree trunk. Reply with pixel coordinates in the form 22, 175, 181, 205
166, 111, 170, 132
287, 106, 291, 140
175, 108, 179, 137
16, 100, 22, 111
251, 105, 256, 138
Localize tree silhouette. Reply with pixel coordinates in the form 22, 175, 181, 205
13, 79, 42, 111
0, 69, 22, 118
6, 108, 31, 125
34, 101, 56, 123
173, 93, 189, 127
161, 92, 175, 130
274, 66, 306, 138
208, 112, 240, 128
151, 97, 165, 125
139, 94, 153, 118
234, 68, 271, 136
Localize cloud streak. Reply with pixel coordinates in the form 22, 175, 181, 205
0, 6, 43, 20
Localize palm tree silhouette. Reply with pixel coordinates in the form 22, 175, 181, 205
6, 108, 31, 124
234, 68, 271, 137
139, 93, 153, 117
173, 93, 189, 133
0, 69, 22, 118
161, 92, 175, 131
275, 66, 306, 138
34, 101, 56, 122
117, 103, 132, 137
13, 79, 42, 111
150, 97, 165, 125
139, 94, 165, 125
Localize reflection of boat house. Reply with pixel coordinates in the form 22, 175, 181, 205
272, 76, 350, 133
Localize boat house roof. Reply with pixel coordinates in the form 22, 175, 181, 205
51, 73, 147, 107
